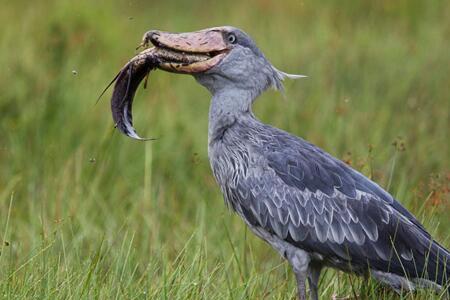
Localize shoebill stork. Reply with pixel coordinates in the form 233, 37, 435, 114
112, 26, 450, 299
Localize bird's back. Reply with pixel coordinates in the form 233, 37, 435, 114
208, 115, 449, 287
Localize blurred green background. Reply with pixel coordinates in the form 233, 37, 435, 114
0, 0, 449, 298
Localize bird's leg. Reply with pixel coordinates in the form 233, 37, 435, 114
295, 271, 308, 300
284, 248, 311, 300
307, 263, 322, 300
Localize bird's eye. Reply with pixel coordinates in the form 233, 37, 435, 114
228, 33, 237, 44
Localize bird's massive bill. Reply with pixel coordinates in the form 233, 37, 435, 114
109, 28, 231, 139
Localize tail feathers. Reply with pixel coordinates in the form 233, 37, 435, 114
376, 244, 450, 293
422, 241, 450, 287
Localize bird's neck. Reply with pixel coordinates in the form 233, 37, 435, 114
208, 88, 255, 143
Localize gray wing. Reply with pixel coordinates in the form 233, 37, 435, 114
228, 124, 448, 284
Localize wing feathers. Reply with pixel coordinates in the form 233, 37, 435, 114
222, 121, 449, 284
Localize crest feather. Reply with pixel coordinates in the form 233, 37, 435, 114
271, 66, 307, 92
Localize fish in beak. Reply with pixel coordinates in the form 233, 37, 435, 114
104, 27, 232, 140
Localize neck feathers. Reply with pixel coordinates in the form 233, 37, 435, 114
208, 88, 254, 143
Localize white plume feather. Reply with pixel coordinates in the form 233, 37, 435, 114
271, 67, 307, 92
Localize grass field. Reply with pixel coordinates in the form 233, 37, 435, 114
0, 0, 449, 298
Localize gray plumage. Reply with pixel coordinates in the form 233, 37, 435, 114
192, 27, 449, 299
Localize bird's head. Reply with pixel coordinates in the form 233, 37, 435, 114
106, 26, 305, 140
142, 26, 304, 96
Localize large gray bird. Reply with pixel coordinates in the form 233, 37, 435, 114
122, 26, 449, 299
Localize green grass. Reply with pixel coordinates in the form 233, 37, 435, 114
0, 0, 449, 298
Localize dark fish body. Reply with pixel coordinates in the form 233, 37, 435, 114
110, 48, 159, 140
109, 47, 211, 140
